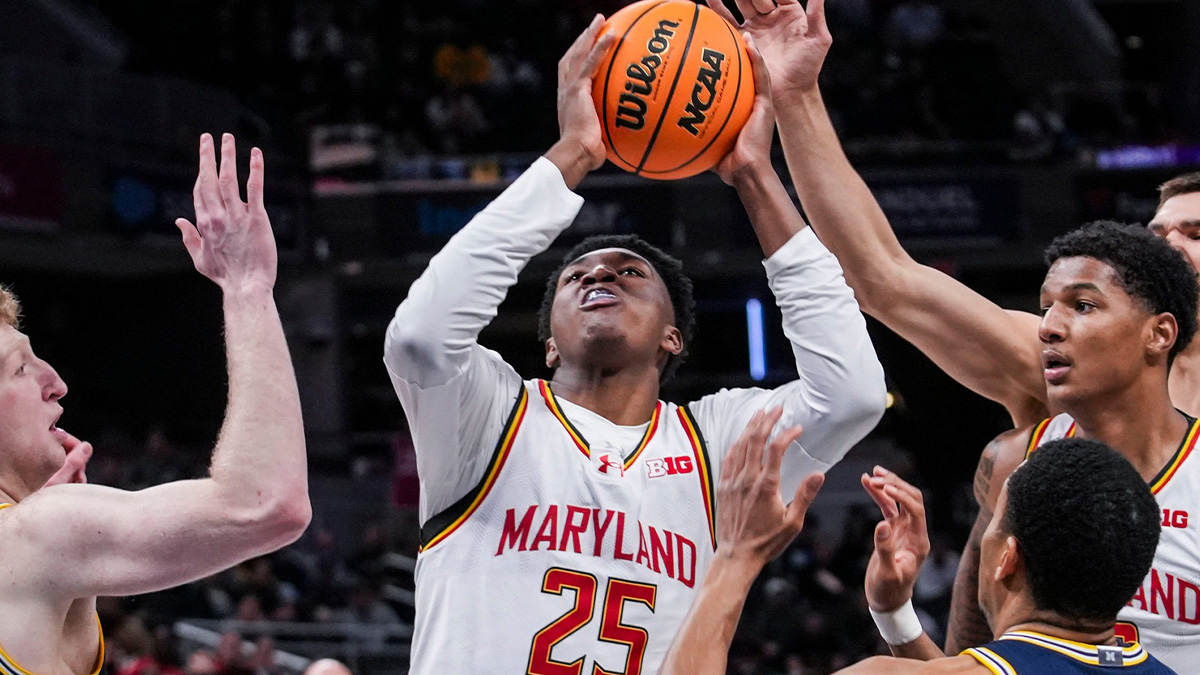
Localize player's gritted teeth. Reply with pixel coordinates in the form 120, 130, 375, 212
1041, 349, 1072, 384
580, 286, 621, 310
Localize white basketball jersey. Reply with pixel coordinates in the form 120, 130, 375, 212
410, 380, 719, 675
1028, 413, 1200, 673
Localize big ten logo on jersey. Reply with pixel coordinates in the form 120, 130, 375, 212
1163, 509, 1189, 529
645, 456, 693, 479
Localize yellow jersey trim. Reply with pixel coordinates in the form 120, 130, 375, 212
537, 380, 661, 470
962, 647, 1016, 675
999, 630, 1148, 667
677, 407, 716, 550
1150, 417, 1199, 494
420, 387, 529, 552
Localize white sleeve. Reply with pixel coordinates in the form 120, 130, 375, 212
688, 227, 886, 498
383, 158, 585, 522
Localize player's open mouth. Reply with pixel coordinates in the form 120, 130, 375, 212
1042, 350, 1072, 383
581, 288, 620, 309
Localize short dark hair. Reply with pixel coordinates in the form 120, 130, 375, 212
1158, 172, 1200, 210
1045, 220, 1199, 360
1004, 438, 1159, 623
538, 235, 696, 383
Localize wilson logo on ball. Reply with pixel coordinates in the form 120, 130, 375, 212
615, 19, 680, 131
593, 0, 755, 180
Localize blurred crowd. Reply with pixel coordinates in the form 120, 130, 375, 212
93, 0, 1174, 175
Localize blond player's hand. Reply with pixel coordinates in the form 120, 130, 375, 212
714, 36, 776, 185
42, 430, 92, 488
176, 133, 278, 294
556, 16, 617, 173
862, 466, 931, 612
716, 407, 824, 565
706, 0, 831, 98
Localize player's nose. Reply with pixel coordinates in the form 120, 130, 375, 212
582, 264, 617, 284
1038, 307, 1068, 344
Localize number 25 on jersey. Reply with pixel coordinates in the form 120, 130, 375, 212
527, 567, 658, 675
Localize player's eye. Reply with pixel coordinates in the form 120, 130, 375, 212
620, 268, 644, 277
15, 363, 25, 376
1075, 301, 1094, 313
566, 271, 582, 282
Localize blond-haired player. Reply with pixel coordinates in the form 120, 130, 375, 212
0, 133, 310, 673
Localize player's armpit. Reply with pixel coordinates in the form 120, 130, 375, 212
945, 428, 1029, 653
1, 479, 307, 601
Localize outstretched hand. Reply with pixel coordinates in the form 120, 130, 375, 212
706, 0, 831, 98
716, 407, 824, 565
862, 466, 931, 612
714, 36, 776, 185
176, 134, 278, 294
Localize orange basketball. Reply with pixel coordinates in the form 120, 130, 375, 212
592, 0, 755, 180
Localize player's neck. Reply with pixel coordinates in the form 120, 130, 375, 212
1000, 617, 1120, 648
548, 366, 661, 426
1070, 381, 1187, 482
1169, 345, 1200, 417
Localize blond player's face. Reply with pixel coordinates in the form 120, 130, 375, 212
0, 325, 69, 492
1149, 192, 1200, 275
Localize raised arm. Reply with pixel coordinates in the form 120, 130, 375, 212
692, 40, 886, 496
6, 133, 309, 601
945, 427, 1029, 653
383, 21, 614, 520
706, 0, 1048, 427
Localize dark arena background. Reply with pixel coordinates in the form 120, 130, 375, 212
1, 0, 1197, 672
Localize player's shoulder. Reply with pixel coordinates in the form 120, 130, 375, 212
973, 423, 1039, 510
842, 655, 987, 674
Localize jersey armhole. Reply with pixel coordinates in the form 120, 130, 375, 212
419, 384, 529, 552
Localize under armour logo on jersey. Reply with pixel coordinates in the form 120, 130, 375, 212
597, 453, 625, 477
1097, 646, 1124, 667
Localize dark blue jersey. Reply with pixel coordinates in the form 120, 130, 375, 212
963, 631, 1176, 674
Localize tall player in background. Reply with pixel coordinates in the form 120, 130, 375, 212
706, 0, 1200, 664
658, 424, 1175, 674
0, 134, 310, 673
384, 16, 885, 675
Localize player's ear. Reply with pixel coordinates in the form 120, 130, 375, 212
661, 325, 683, 357
545, 337, 560, 369
996, 535, 1020, 582
1146, 312, 1178, 360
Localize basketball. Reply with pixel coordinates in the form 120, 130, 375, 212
592, 0, 755, 180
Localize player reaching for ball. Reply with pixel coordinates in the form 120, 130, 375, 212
0, 134, 310, 673
385, 16, 885, 675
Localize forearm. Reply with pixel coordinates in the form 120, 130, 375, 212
658, 555, 759, 675
945, 527, 992, 653
385, 158, 584, 387
773, 88, 912, 305
889, 634, 945, 661
208, 285, 309, 524
766, 229, 886, 467
731, 164, 807, 258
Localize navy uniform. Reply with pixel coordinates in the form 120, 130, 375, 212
964, 630, 1175, 674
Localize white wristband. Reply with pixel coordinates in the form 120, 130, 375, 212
869, 598, 923, 646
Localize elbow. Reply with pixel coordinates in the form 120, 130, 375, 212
384, 318, 445, 379
261, 495, 312, 548
847, 262, 915, 317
